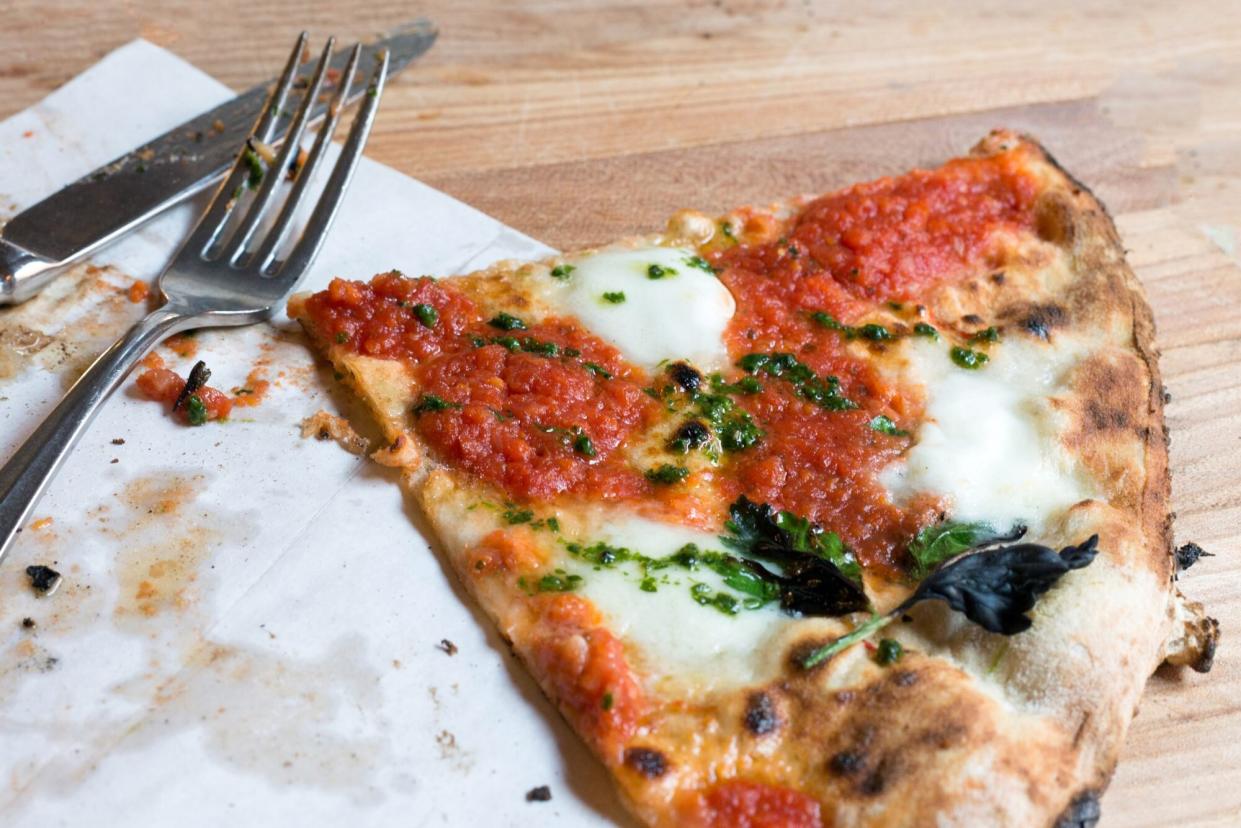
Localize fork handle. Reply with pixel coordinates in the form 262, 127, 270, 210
0, 306, 187, 563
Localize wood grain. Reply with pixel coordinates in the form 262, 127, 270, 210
2, 2, 1239, 825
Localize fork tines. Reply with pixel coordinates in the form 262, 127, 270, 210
192, 32, 388, 279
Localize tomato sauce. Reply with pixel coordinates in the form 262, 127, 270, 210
302, 150, 1034, 570
683, 780, 823, 828
302, 272, 483, 361
709, 149, 1034, 568
789, 149, 1037, 300
528, 594, 644, 757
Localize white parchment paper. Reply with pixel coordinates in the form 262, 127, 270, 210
0, 41, 633, 827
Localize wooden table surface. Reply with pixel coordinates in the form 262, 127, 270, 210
3, 2, 1239, 825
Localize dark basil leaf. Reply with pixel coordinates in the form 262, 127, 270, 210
800, 535, 1099, 669
722, 496, 868, 617
899, 535, 1098, 635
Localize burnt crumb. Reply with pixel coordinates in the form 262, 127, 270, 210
624, 747, 669, 778
667, 362, 702, 392
1175, 542, 1212, 571
25, 565, 62, 595
21, 617, 35, 629
744, 692, 779, 735
1162, 386, 1172, 404
1054, 790, 1101, 828
525, 785, 552, 802
436, 639, 459, 656
111, 438, 126, 445
172, 360, 211, 412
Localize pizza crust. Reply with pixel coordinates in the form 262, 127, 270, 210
289, 131, 1217, 827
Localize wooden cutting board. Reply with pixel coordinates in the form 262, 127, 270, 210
424, 97, 1241, 827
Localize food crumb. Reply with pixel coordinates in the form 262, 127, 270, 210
126, 280, 150, 303
437, 639, 458, 656
30, 517, 53, 531
25, 565, 62, 596
300, 410, 368, 455
525, 785, 552, 803
135, 356, 231, 425
111, 438, 126, 445
21, 617, 35, 629
1176, 542, 1212, 571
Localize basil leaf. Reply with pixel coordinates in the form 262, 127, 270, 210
800, 535, 1099, 669
721, 497, 867, 617
908, 521, 1026, 578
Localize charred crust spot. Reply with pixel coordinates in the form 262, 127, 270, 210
1086, 400, 1130, 432
1019, 303, 1068, 340
667, 362, 702, 392
1055, 790, 1102, 828
1035, 194, 1077, 246
961, 313, 984, 326
990, 271, 1006, 284
828, 750, 866, 777
744, 692, 779, 735
859, 758, 894, 796
1162, 385, 1172, 404
892, 670, 919, 687
828, 748, 894, 797
624, 747, 668, 778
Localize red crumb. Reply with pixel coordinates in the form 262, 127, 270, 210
127, 280, 150, 303
135, 355, 232, 425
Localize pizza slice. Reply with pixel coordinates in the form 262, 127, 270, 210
288, 131, 1217, 827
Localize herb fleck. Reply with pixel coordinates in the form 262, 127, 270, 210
413, 303, 438, 328
868, 415, 908, 437
644, 464, 690, 485
489, 312, 527, 331
950, 346, 989, 370
413, 394, 463, 415
550, 264, 575, 280
602, 291, 626, 304
875, 638, 903, 666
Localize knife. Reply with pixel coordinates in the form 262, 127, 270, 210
0, 18, 436, 305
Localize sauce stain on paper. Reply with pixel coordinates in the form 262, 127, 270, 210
0, 262, 145, 385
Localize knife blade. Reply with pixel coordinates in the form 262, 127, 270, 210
0, 18, 436, 305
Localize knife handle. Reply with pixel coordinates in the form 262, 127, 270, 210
0, 238, 60, 305
0, 306, 187, 563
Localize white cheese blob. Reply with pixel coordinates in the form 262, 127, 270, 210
539, 246, 735, 372
569, 513, 794, 690
881, 337, 1097, 536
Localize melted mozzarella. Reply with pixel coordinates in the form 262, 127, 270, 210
538, 246, 735, 371
882, 337, 1096, 536
569, 514, 793, 690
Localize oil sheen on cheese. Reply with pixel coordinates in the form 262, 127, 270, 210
567, 513, 794, 690
539, 246, 735, 372
882, 337, 1097, 536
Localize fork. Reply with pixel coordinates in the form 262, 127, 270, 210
0, 33, 387, 562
